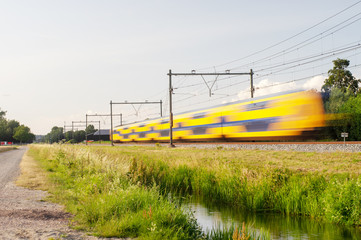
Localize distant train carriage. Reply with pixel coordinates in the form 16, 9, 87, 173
112, 90, 325, 142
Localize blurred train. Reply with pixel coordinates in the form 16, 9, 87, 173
111, 90, 325, 143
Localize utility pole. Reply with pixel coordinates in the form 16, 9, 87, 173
169, 69, 174, 147
109, 100, 163, 146
71, 120, 100, 143
86, 113, 122, 145
110, 100, 113, 146
167, 69, 254, 147
250, 69, 254, 98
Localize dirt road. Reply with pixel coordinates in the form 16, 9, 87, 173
0, 147, 103, 240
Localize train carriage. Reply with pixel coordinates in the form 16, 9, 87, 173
112, 90, 325, 143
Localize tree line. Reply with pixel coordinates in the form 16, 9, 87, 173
0, 109, 35, 143
42, 125, 97, 143
321, 58, 361, 141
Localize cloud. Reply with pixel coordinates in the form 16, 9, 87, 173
302, 75, 324, 91
237, 79, 297, 100
237, 75, 325, 100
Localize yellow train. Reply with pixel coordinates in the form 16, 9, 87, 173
112, 90, 325, 142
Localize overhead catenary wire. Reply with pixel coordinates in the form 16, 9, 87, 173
231, 12, 361, 71
256, 42, 361, 73
195, 0, 361, 72
255, 48, 361, 78
124, 1, 361, 123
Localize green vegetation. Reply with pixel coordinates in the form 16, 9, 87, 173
43, 124, 98, 143
40, 144, 360, 227
0, 108, 34, 143
322, 58, 360, 96
13, 125, 34, 144
321, 58, 361, 140
28, 144, 361, 239
124, 146, 361, 226
29, 144, 263, 239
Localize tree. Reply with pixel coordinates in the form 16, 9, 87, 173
322, 58, 360, 95
73, 130, 86, 143
0, 111, 20, 142
44, 126, 64, 143
0, 108, 6, 119
0, 109, 34, 143
64, 131, 73, 141
324, 88, 352, 114
13, 125, 35, 143
85, 124, 97, 135
5, 120, 20, 142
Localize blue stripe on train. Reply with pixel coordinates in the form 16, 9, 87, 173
114, 117, 280, 137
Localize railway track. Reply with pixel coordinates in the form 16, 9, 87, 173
113, 141, 361, 152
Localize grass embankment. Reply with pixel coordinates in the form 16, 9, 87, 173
124, 146, 361, 227
0, 146, 17, 153
28, 145, 261, 240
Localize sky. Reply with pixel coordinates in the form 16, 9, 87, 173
1, 0, 361, 135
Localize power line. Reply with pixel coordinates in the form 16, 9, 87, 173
195, 0, 361, 71
231, 12, 361, 71
256, 42, 361, 73
255, 49, 361, 78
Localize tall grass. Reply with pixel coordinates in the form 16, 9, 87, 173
29, 145, 204, 239
121, 145, 361, 226
29, 144, 361, 238
29, 144, 265, 239
130, 156, 361, 226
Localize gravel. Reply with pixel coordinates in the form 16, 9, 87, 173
117, 142, 361, 152
177, 143, 361, 152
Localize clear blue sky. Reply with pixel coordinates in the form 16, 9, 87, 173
1, 0, 360, 134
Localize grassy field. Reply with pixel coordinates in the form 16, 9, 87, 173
27, 144, 266, 240
26, 144, 361, 239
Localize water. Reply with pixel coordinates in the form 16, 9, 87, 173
183, 197, 361, 240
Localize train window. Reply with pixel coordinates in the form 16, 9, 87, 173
161, 120, 169, 124
123, 134, 129, 139
177, 122, 182, 128
132, 129, 135, 133
123, 127, 128, 130
139, 124, 145, 127
244, 119, 272, 132
150, 127, 154, 131
244, 101, 270, 111
192, 127, 208, 135
160, 130, 169, 137
192, 112, 206, 119
139, 132, 146, 138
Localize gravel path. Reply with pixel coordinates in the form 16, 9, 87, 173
0, 147, 115, 240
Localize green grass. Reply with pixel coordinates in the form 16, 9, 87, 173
29, 143, 361, 238
28, 145, 204, 239
29, 144, 265, 239
57, 144, 361, 227
124, 147, 361, 226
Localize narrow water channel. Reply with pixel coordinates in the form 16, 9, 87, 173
183, 197, 361, 240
